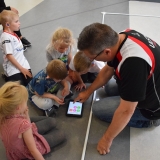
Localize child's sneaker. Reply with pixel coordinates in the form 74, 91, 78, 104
23, 45, 27, 52
45, 105, 59, 117
21, 37, 31, 47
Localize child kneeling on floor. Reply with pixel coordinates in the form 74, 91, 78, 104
26, 59, 71, 117
0, 82, 65, 160
67, 51, 105, 91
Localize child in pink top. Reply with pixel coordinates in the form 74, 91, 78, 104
0, 82, 65, 160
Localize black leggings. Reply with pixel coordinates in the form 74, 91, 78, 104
81, 72, 98, 83
30, 116, 65, 148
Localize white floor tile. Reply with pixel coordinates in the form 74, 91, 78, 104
129, 1, 160, 44
130, 127, 160, 160
0, 0, 43, 30
5, 0, 43, 16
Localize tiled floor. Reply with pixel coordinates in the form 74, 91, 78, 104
0, 0, 160, 160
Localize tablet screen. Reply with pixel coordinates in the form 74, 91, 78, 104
66, 101, 83, 117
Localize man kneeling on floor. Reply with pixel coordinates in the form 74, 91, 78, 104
74, 23, 160, 155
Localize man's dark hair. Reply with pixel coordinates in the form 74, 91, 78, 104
78, 23, 118, 55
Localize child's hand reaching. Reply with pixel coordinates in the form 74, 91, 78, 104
20, 67, 32, 79
75, 83, 86, 91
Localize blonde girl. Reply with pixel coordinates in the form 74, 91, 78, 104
46, 27, 75, 68
0, 82, 65, 160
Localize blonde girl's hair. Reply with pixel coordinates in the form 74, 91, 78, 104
46, 59, 68, 80
0, 82, 28, 125
74, 51, 91, 72
46, 27, 75, 53
0, 10, 18, 26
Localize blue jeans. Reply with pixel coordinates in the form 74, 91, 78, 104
92, 77, 151, 128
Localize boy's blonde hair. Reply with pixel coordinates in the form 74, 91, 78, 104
0, 82, 28, 125
0, 10, 18, 26
46, 59, 68, 80
46, 27, 74, 52
74, 51, 91, 72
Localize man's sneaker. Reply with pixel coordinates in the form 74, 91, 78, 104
23, 45, 27, 52
150, 119, 160, 127
21, 37, 31, 47
45, 105, 59, 117
65, 91, 73, 99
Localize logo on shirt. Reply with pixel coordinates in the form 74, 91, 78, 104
145, 36, 156, 48
2, 40, 11, 44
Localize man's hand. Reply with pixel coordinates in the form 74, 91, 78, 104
74, 90, 91, 103
97, 135, 112, 155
